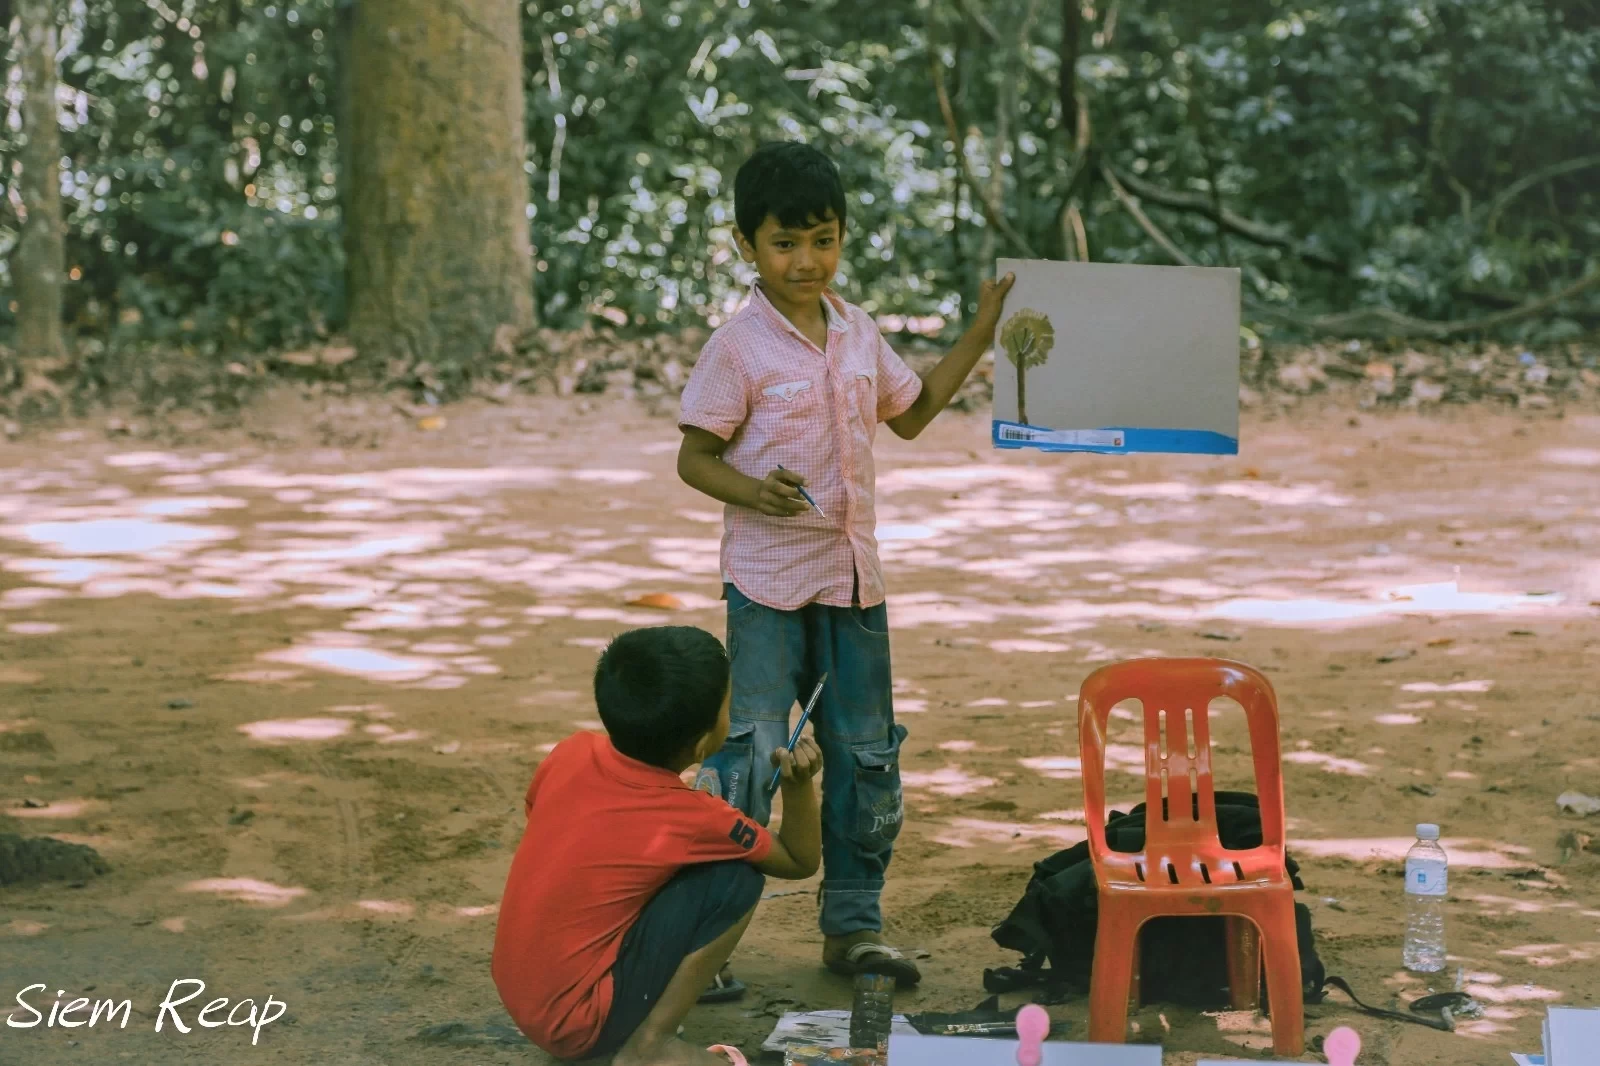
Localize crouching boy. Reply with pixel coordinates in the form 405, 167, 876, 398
492, 625, 821, 1065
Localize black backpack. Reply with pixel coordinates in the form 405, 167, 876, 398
989, 791, 1326, 1007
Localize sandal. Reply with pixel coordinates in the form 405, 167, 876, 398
825, 941, 923, 986
697, 971, 747, 1004
708, 1045, 749, 1065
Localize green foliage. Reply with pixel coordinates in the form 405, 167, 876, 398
2, 0, 1597, 367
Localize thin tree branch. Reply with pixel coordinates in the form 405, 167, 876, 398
1484, 153, 1600, 235
1280, 268, 1600, 339
930, 52, 1040, 259
1101, 164, 1196, 266
1065, 202, 1088, 261
953, 0, 1002, 43
1058, 0, 1078, 143
1107, 166, 1344, 270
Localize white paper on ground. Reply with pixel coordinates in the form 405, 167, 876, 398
1546, 1004, 1600, 1063
888, 1032, 1161, 1065
760, 1010, 918, 1053
1510, 1054, 1545, 1065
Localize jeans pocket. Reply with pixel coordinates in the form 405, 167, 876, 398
850, 723, 908, 849
699, 723, 756, 815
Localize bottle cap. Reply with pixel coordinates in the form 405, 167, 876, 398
1416, 823, 1440, 840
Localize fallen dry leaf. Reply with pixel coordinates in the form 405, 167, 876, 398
418, 416, 446, 432
320, 346, 357, 367
627, 593, 685, 610
278, 350, 318, 367
1426, 637, 1455, 648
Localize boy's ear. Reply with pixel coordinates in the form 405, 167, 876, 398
687, 730, 713, 766
734, 231, 757, 263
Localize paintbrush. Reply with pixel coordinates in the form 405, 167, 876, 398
768, 673, 827, 794
776, 465, 826, 518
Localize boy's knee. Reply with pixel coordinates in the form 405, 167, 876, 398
727, 859, 765, 912
672, 859, 765, 912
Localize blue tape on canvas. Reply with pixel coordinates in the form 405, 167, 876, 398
992, 421, 1238, 455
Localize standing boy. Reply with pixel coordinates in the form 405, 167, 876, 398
676, 140, 1014, 996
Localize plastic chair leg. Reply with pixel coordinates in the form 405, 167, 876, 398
1128, 928, 1141, 1011
1088, 909, 1141, 1043
1225, 915, 1261, 1011
1258, 909, 1305, 1057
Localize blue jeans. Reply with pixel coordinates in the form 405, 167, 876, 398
695, 583, 905, 937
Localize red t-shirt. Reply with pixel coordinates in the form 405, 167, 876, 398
491, 731, 773, 1058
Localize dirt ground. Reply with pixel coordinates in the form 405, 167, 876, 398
1, 390, 1597, 1066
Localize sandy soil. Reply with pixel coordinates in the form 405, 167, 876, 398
1, 391, 1598, 1065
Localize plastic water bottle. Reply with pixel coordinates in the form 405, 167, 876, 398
848, 972, 895, 1051
1403, 823, 1448, 972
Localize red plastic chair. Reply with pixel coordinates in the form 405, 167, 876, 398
1078, 657, 1303, 1057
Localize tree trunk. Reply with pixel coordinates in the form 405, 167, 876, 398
345, 0, 534, 392
14, 0, 67, 363
1017, 363, 1028, 425
331, 0, 355, 330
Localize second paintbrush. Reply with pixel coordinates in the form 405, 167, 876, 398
767, 673, 827, 794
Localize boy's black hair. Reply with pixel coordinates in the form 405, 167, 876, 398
593, 626, 729, 768
734, 141, 848, 244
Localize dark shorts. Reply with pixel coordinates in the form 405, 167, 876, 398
586, 860, 765, 1059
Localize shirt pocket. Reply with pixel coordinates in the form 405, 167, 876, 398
754, 378, 821, 441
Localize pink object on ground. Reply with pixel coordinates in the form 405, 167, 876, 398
1322, 1026, 1361, 1066
1015, 1004, 1050, 1066
709, 1044, 750, 1066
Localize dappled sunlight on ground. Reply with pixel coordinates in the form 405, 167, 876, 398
181, 878, 309, 907
2, 403, 1597, 1066
1290, 837, 1534, 868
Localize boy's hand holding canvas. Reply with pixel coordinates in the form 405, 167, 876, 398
676, 141, 1014, 999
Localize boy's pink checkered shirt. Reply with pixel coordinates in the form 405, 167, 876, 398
679, 283, 924, 612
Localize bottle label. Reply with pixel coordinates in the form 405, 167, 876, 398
1406, 856, 1448, 896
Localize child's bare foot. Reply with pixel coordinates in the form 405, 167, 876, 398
612, 1037, 732, 1066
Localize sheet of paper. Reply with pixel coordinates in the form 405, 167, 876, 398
760, 1010, 918, 1054
1547, 1004, 1600, 1064
1509, 1054, 1545, 1065
887, 1032, 1161, 1065
991, 258, 1241, 456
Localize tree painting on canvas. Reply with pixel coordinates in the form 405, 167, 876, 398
1000, 309, 1056, 425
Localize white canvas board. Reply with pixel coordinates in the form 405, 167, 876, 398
887, 1032, 1161, 1066
1546, 1005, 1600, 1064
991, 259, 1241, 455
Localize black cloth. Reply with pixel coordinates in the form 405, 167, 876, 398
989, 791, 1326, 1007
588, 860, 764, 1058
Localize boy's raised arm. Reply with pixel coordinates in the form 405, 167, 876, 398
754, 738, 822, 880
887, 271, 1015, 441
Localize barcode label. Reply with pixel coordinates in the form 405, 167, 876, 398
998, 424, 1125, 448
